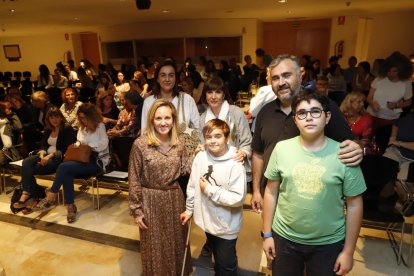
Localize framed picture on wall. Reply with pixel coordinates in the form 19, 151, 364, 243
3, 44, 21, 61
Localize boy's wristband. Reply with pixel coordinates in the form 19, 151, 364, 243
261, 231, 273, 239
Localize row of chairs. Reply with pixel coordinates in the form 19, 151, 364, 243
0, 71, 32, 82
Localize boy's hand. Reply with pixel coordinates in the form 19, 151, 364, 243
333, 251, 353, 275
263, 237, 276, 260
199, 176, 208, 192
134, 215, 148, 230
251, 192, 263, 213
180, 212, 191, 225
338, 140, 363, 167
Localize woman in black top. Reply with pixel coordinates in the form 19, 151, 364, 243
13, 107, 76, 209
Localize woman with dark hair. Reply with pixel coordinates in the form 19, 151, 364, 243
199, 75, 251, 163
76, 67, 96, 102
367, 52, 413, 152
33, 103, 109, 223
36, 64, 54, 91
205, 60, 217, 79
60, 88, 82, 129
327, 64, 347, 106
96, 91, 119, 130
129, 70, 149, 98
13, 107, 76, 209
140, 60, 201, 135
145, 62, 156, 93
352, 61, 375, 96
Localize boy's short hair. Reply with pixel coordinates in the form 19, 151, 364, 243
291, 90, 330, 113
202, 119, 230, 138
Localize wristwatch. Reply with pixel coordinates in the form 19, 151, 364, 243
261, 231, 273, 239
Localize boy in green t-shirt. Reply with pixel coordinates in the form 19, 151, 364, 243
262, 90, 366, 276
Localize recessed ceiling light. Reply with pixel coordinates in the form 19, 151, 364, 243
9, 9, 15, 12
161, 10, 170, 13
74, 17, 79, 20
278, 0, 287, 3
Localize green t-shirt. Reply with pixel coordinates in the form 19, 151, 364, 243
264, 136, 366, 245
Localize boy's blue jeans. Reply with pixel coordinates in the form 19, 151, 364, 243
206, 232, 238, 276
50, 161, 100, 204
272, 232, 344, 276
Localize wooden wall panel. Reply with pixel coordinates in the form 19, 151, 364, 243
263, 19, 331, 65
81, 33, 101, 66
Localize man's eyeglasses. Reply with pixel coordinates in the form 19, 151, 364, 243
294, 108, 324, 120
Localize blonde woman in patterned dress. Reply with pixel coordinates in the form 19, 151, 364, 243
129, 99, 193, 275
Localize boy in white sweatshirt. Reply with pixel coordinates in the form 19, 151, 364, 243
181, 118, 247, 276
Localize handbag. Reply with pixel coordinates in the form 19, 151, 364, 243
64, 143, 92, 163
177, 92, 200, 156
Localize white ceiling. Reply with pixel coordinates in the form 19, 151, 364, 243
0, 0, 413, 37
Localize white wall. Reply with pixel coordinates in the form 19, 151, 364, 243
329, 10, 414, 67
366, 11, 414, 63
0, 34, 75, 78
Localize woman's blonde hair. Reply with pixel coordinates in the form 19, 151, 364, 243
339, 91, 366, 116
145, 99, 179, 147
77, 103, 103, 132
31, 91, 49, 103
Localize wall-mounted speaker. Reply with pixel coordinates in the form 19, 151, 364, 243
136, 0, 151, 10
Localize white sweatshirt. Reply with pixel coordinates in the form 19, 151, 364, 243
185, 145, 247, 240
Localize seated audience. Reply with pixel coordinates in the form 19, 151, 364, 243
0, 102, 22, 166
33, 103, 110, 223
36, 64, 54, 91
340, 92, 374, 154
107, 91, 141, 138
13, 108, 76, 209
60, 88, 82, 129
327, 64, 347, 106
352, 61, 375, 97
96, 91, 119, 130
129, 70, 149, 98
114, 71, 130, 95
366, 52, 412, 153
383, 110, 414, 181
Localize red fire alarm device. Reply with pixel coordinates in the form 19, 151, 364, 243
338, 16, 345, 25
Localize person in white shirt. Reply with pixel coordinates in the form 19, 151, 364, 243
141, 60, 201, 136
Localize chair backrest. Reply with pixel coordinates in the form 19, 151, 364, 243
22, 71, 32, 79
13, 71, 22, 79
4, 71, 12, 79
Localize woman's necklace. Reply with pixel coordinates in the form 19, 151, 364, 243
65, 103, 76, 115
348, 115, 361, 127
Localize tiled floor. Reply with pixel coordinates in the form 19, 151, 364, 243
0, 177, 413, 275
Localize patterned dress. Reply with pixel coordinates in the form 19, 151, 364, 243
128, 136, 193, 276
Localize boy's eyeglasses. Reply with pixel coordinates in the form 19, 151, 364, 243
294, 108, 324, 120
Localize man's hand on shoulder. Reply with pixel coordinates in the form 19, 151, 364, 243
338, 140, 363, 167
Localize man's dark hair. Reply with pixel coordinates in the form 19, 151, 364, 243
292, 89, 330, 114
